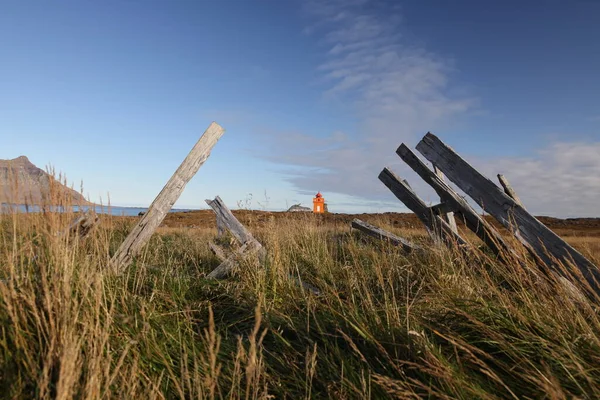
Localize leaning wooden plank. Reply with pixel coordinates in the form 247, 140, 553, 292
62, 209, 99, 239
206, 196, 253, 245
497, 174, 586, 301
497, 174, 525, 208
207, 240, 262, 279
416, 133, 600, 293
208, 241, 228, 262
397, 144, 520, 261
110, 122, 225, 273
216, 215, 225, 236
378, 168, 468, 248
205, 196, 267, 279
429, 202, 455, 216
433, 165, 458, 234
351, 218, 420, 253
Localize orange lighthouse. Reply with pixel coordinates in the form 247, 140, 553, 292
313, 192, 325, 214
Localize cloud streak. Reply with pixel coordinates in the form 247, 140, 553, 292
476, 141, 600, 218
262, 0, 473, 204
258, 0, 600, 217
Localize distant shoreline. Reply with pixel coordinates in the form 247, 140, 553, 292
1, 203, 598, 220
0, 203, 200, 217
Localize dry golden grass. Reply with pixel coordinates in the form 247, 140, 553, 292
1, 179, 600, 399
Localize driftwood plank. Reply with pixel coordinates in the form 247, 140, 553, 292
351, 218, 420, 253
205, 196, 265, 279
208, 241, 227, 262
494, 175, 587, 301
207, 240, 262, 279
379, 168, 468, 247
206, 196, 253, 245
111, 122, 225, 273
63, 210, 99, 239
430, 202, 455, 216
397, 144, 519, 261
433, 165, 458, 234
205, 197, 318, 293
416, 133, 600, 293
497, 174, 524, 208
216, 216, 225, 236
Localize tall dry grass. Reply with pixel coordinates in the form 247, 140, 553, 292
1, 177, 600, 398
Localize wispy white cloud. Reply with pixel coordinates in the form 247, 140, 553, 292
261, 0, 473, 206
258, 0, 600, 217
474, 141, 600, 218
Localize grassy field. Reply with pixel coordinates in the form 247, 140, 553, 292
1, 205, 600, 399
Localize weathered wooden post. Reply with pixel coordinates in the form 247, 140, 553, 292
216, 216, 225, 237
497, 174, 524, 208
379, 168, 468, 248
416, 133, 600, 295
396, 144, 521, 263
496, 174, 586, 302
205, 196, 265, 279
351, 219, 421, 253
206, 196, 257, 245
205, 196, 320, 294
433, 165, 458, 234
62, 209, 99, 239
110, 122, 225, 273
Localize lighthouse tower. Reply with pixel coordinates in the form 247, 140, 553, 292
313, 192, 325, 214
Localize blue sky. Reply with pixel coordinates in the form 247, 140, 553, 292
2, 0, 599, 216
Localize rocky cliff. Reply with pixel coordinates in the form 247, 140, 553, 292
0, 156, 88, 205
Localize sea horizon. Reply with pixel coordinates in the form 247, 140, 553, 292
0, 203, 199, 217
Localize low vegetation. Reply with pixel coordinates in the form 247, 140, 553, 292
1, 200, 600, 399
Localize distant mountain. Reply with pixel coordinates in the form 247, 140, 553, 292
0, 156, 88, 205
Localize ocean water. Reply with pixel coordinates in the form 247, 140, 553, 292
0, 203, 196, 217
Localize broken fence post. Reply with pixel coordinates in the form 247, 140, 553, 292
378, 167, 469, 248
216, 216, 225, 237
205, 196, 320, 294
433, 165, 458, 234
396, 144, 522, 263
416, 133, 600, 295
497, 174, 525, 209
351, 218, 421, 253
496, 174, 587, 302
110, 121, 225, 273
63, 209, 99, 239
206, 196, 256, 245
205, 196, 265, 279
208, 240, 228, 261
429, 202, 455, 216
207, 240, 262, 279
